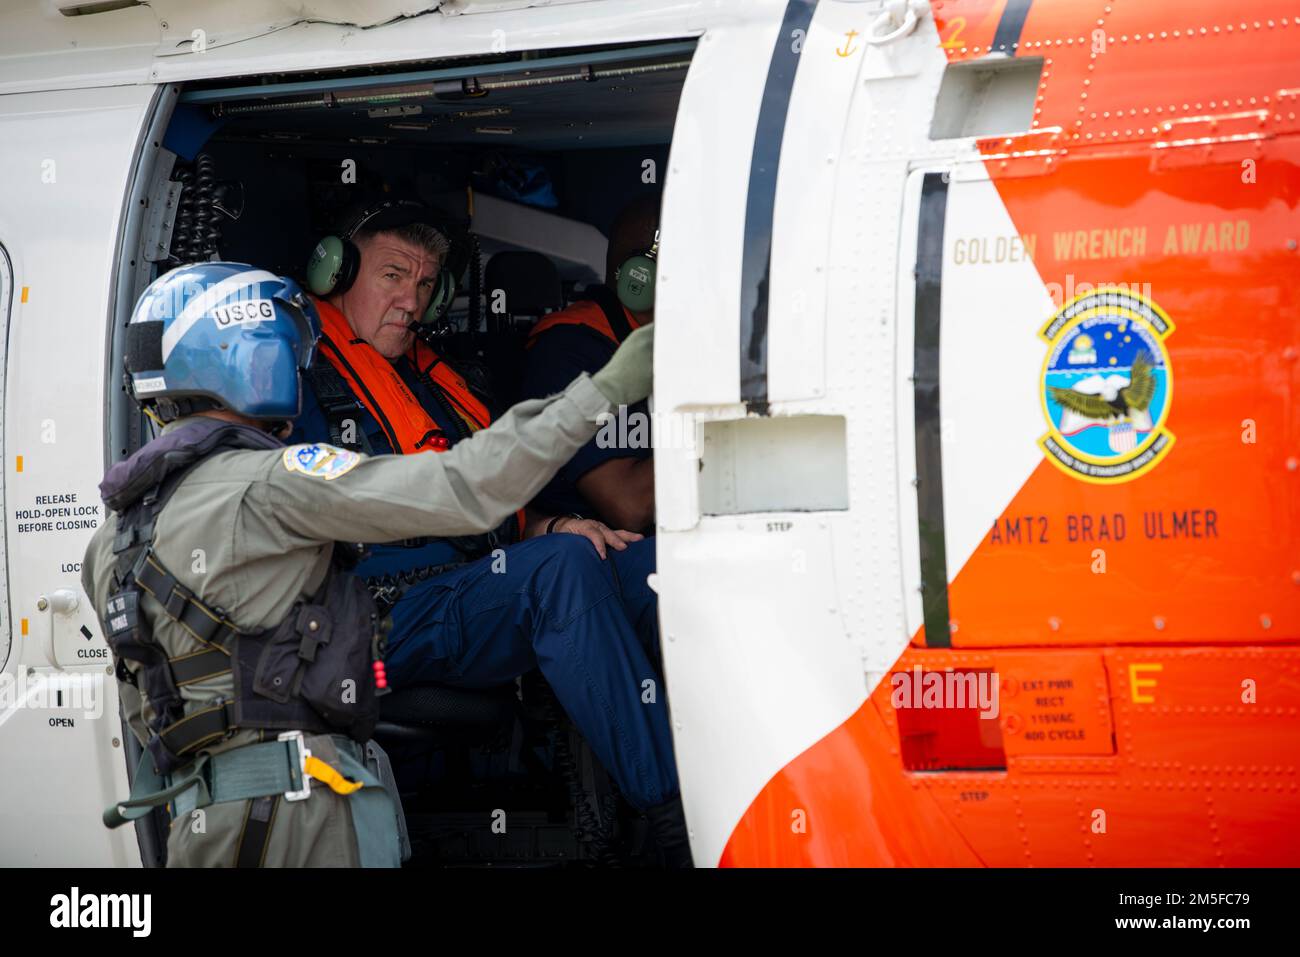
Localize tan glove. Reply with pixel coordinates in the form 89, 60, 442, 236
591, 324, 654, 408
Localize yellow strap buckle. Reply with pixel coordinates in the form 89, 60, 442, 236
304, 754, 364, 796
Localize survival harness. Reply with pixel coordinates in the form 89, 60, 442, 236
304, 359, 377, 455
100, 419, 385, 829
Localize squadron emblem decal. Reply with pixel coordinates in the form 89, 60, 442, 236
1038, 288, 1175, 484
283, 443, 361, 481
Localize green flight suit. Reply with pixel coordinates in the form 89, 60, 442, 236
82, 373, 614, 867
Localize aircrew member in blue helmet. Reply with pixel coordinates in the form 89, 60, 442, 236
80, 261, 656, 867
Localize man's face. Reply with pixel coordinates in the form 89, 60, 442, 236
336, 232, 440, 359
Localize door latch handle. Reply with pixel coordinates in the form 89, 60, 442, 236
35, 588, 79, 671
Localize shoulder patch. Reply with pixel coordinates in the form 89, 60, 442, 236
282, 443, 361, 481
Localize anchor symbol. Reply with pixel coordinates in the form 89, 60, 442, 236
836, 29, 860, 57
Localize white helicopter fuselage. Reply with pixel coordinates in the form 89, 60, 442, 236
2, 0, 1297, 868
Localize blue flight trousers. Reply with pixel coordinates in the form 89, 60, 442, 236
381, 535, 678, 809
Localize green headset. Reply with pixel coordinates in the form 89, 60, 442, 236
613, 228, 659, 313
305, 199, 458, 325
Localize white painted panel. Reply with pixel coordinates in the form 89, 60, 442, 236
894, 169, 925, 641
938, 174, 1055, 579
0, 246, 11, 675
658, 515, 862, 869
765, 1, 866, 404
0, 673, 133, 866
655, 1, 793, 536
657, 3, 956, 864
699, 415, 848, 515
0, 84, 155, 867
894, 168, 1054, 632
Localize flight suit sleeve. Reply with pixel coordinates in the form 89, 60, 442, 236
255, 372, 613, 545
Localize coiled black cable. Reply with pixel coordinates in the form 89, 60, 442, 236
167, 153, 224, 264
364, 560, 465, 614
534, 681, 620, 866
194, 154, 221, 257
171, 168, 195, 263
365, 560, 466, 592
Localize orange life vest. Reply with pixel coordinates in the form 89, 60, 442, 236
311, 296, 524, 535
312, 297, 487, 452
408, 339, 491, 433
526, 297, 644, 349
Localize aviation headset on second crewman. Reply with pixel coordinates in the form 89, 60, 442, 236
613, 228, 660, 313
305, 199, 461, 325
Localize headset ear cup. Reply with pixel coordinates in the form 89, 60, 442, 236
615, 254, 656, 313
306, 235, 342, 295
422, 270, 456, 325
335, 238, 360, 295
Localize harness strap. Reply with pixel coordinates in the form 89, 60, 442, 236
304, 358, 375, 454
409, 340, 491, 431
168, 647, 232, 686
104, 748, 210, 829
235, 795, 280, 868
174, 737, 364, 816
158, 700, 239, 760
108, 735, 308, 829
584, 282, 635, 344
135, 555, 239, 652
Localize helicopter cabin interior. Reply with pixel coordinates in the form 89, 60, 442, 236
114, 37, 697, 867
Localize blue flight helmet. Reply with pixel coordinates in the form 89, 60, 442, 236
124, 263, 321, 421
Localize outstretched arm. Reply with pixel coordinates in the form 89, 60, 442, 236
261, 326, 655, 546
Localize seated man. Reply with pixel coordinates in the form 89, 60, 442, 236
290, 198, 688, 864
518, 196, 659, 533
